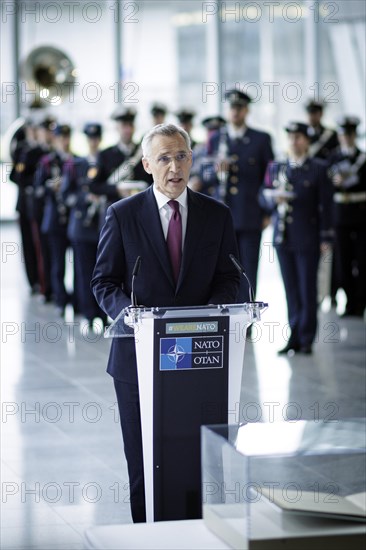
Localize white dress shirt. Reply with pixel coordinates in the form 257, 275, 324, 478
153, 185, 188, 250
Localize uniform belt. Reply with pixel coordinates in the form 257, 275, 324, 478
333, 191, 366, 204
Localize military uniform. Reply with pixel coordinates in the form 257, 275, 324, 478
260, 123, 334, 353
175, 109, 197, 149
305, 100, 339, 161
91, 107, 152, 229
190, 115, 226, 197
205, 90, 274, 301
329, 116, 366, 316
62, 124, 107, 324
34, 125, 78, 312
10, 136, 46, 292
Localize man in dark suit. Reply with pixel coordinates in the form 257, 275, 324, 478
91, 123, 240, 523
203, 89, 274, 302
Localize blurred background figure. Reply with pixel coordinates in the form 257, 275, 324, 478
329, 116, 366, 318
88, 106, 152, 232
175, 109, 196, 149
34, 123, 79, 316
9, 116, 43, 295
189, 115, 226, 196
204, 89, 274, 302
305, 99, 339, 162
62, 123, 108, 328
305, 99, 340, 308
260, 122, 334, 355
150, 103, 168, 126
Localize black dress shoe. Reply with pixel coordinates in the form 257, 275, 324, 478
277, 343, 300, 355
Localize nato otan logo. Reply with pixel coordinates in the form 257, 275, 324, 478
160, 336, 223, 370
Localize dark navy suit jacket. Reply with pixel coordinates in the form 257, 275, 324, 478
91, 185, 240, 383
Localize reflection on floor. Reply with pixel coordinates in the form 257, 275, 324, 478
1, 222, 365, 549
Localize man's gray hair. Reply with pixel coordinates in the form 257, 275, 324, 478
141, 124, 191, 158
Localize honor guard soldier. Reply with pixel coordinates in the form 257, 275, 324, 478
10, 118, 45, 293
260, 122, 334, 354
151, 103, 167, 126
175, 109, 197, 149
305, 99, 339, 161
90, 107, 153, 228
329, 116, 366, 317
189, 115, 226, 195
62, 123, 107, 327
205, 89, 274, 302
34, 124, 78, 315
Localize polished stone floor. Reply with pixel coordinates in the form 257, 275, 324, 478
1, 222, 365, 549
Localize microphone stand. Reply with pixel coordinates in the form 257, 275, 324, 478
229, 254, 255, 303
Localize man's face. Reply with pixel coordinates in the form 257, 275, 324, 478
56, 134, 71, 152
338, 131, 356, 148
142, 133, 192, 199
288, 132, 310, 157
88, 136, 101, 153
38, 127, 54, 146
228, 105, 248, 127
307, 110, 322, 127
153, 113, 165, 126
116, 121, 134, 144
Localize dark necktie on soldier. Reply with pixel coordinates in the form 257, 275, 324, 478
166, 200, 182, 283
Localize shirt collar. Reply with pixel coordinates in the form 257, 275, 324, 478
227, 124, 247, 140
288, 154, 308, 167
153, 185, 188, 210
118, 141, 135, 156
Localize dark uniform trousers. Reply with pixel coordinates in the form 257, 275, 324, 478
276, 246, 319, 347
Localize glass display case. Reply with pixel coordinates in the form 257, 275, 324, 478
202, 419, 366, 549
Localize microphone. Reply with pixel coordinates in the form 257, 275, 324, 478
229, 254, 254, 303
131, 256, 141, 307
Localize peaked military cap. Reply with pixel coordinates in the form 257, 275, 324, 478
54, 124, 71, 136
83, 123, 102, 138
285, 122, 310, 137
225, 89, 252, 107
202, 115, 226, 131
336, 115, 360, 133
175, 109, 195, 123
111, 106, 137, 122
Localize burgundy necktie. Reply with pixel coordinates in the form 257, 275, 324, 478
166, 200, 182, 284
